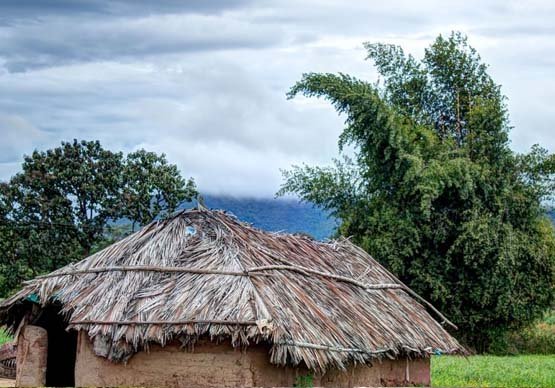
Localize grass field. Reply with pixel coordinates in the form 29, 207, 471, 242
432, 355, 555, 388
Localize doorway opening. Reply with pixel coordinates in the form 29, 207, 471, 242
34, 304, 77, 386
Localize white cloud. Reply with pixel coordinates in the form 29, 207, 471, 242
0, 114, 51, 162
0, 0, 554, 195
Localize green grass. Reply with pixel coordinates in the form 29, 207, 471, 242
432, 355, 555, 388
0, 327, 12, 346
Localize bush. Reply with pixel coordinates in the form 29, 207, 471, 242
490, 310, 555, 354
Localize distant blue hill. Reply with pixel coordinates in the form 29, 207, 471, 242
180, 195, 338, 241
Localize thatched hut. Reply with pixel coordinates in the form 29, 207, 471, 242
0, 209, 464, 387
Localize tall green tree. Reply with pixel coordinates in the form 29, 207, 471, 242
0, 140, 197, 296
7, 140, 124, 254
121, 149, 197, 231
280, 32, 555, 351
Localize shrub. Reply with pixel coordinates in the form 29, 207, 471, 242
490, 310, 555, 354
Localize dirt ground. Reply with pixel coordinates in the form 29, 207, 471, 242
0, 378, 14, 387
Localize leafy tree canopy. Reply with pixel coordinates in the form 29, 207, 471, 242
0, 140, 197, 296
122, 149, 197, 231
280, 32, 555, 351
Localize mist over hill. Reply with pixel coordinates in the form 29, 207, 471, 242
180, 195, 338, 240
117, 200, 553, 242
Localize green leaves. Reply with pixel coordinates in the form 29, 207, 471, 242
280, 32, 555, 351
121, 149, 197, 229
0, 140, 197, 297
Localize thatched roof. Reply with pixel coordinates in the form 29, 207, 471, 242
0, 209, 464, 371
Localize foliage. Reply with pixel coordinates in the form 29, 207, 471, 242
490, 309, 555, 355
280, 32, 555, 351
0, 327, 11, 346
122, 149, 197, 231
2, 140, 123, 254
0, 140, 197, 297
90, 223, 135, 255
432, 355, 555, 388
293, 374, 314, 387
544, 309, 555, 325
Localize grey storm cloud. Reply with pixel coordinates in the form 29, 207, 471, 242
0, 13, 286, 72
0, 0, 554, 196
0, 0, 253, 20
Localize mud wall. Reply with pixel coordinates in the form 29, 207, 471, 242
74, 332, 430, 387
15, 325, 47, 387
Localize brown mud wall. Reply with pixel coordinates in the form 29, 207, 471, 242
15, 326, 47, 387
75, 332, 430, 387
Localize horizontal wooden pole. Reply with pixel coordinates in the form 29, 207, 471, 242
29, 263, 456, 329
278, 340, 390, 354
69, 319, 258, 326
28, 265, 404, 290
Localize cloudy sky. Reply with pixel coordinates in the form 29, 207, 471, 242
1, 1, 554, 197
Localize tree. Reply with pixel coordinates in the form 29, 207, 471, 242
121, 149, 197, 231
280, 32, 555, 351
0, 140, 197, 296
6, 140, 124, 255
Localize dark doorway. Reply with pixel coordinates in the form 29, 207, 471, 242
34, 304, 77, 387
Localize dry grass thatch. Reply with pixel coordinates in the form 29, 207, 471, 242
0, 209, 464, 371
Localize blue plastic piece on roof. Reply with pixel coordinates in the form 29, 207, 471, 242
26, 293, 39, 304
434, 349, 443, 356
185, 226, 196, 236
